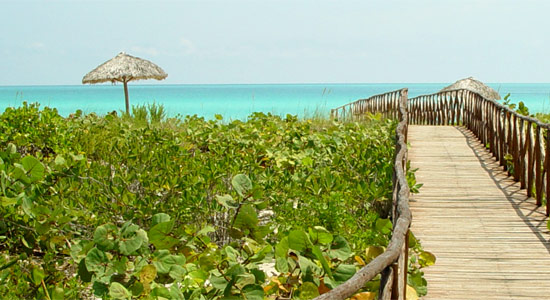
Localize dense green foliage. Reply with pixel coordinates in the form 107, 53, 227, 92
0, 103, 427, 299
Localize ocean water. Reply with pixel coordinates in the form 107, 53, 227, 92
1, 83, 549, 120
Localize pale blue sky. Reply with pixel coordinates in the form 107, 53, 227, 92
1, 0, 549, 85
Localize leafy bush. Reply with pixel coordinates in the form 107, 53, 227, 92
0, 104, 427, 299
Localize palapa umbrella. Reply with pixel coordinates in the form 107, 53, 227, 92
440, 77, 501, 100
82, 52, 168, 114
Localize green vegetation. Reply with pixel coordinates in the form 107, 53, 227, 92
0, 103, 428, 299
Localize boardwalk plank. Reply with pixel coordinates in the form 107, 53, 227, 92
408, 126, 550, 299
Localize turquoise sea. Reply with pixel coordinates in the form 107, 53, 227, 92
1, 83, 550, 120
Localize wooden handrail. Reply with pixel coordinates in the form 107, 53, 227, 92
320, 89, 410, 300
322, 87, 550, 300
409, 89, 550, 216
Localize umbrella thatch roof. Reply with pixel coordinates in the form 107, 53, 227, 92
440, 77, 501, 100
82, 52, 167, 114
82, 52, 167, 84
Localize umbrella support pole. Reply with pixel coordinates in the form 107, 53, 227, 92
123, 80, 130, 115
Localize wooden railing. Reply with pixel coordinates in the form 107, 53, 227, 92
322, 87, 550, 300
409, 89, 550, 216
331, 90, 402, 122
320, 89, 410, 300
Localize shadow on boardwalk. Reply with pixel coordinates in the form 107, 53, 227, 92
409, 125, 550, 300
457, 126, 550, 253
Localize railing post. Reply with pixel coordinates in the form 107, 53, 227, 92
546, 128, 550, 216
535, 125, 542, 206
512, 115, 520, 182
527, 122, 534, 197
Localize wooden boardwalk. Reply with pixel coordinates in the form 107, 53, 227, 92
409, 125, 550, 299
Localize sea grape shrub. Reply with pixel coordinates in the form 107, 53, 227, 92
0, 105, 427, 298
0, 102, 68, 158
0, 145, 90, 299
75, 211, 360, 299
57, 110, 404, 249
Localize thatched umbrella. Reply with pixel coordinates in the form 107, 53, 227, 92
440, 77, 501, 100
82, 52, 168, 114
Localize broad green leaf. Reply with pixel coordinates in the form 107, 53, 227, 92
252, 224, 271, 240
85, 247, 110, 273
12, 164, 30, 184
375, 218, 393, 235
153, 250, 186, 274
130, 282, 144, 297
93, 282, 108, 297
21, 196, 34, 217
332, 264, 356, 283
113, 257, 129, 274
22, 156, 45, 182
298, 282, 319, 300
170, 284, 185, 300
419, 251, 436, 267
406, 285, 419, 300
52, 286, 64, 300
241, 284, 264, 300
288, 230, 309, 252
54, 155, 66, 167
7, 143, 16, 154
298, 255, 321, 279
78, 258, 93, 282
275, 257, 288, 273
140, 265, 157, 284
309, 226, 333, 245
275, 237, 289, 258
329, 235, 352, 261
226, 264, 246, 279
93, 223, 117, 251
232, 174, 252, 197
224, 245, 239, 262
197, 225, 215, 236
234, 204, 258, 230
216, 194, 239, 209
109, 282, 131, 300
248, 244, 273, 263
365, 246, 385, 263
312, 245, 332, 278
169, 265, 186, 281
189, 269, 209, 284
151, 285, 171, 298
120, 221, 139, 236
119, 228, 147, 255
408, 270, 427, 296
32, 266, 46, 285
148, 220, 179, 249
235, 273, 256, 289
151, 213, 171, 227
209, 275, 230, 291
250, 268, 266, 283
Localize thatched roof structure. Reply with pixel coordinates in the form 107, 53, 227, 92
82, 52, 167, 84
82, 52, 168, 113
440, 77, 501, 100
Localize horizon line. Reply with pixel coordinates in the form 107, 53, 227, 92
3, 81, 550, 87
